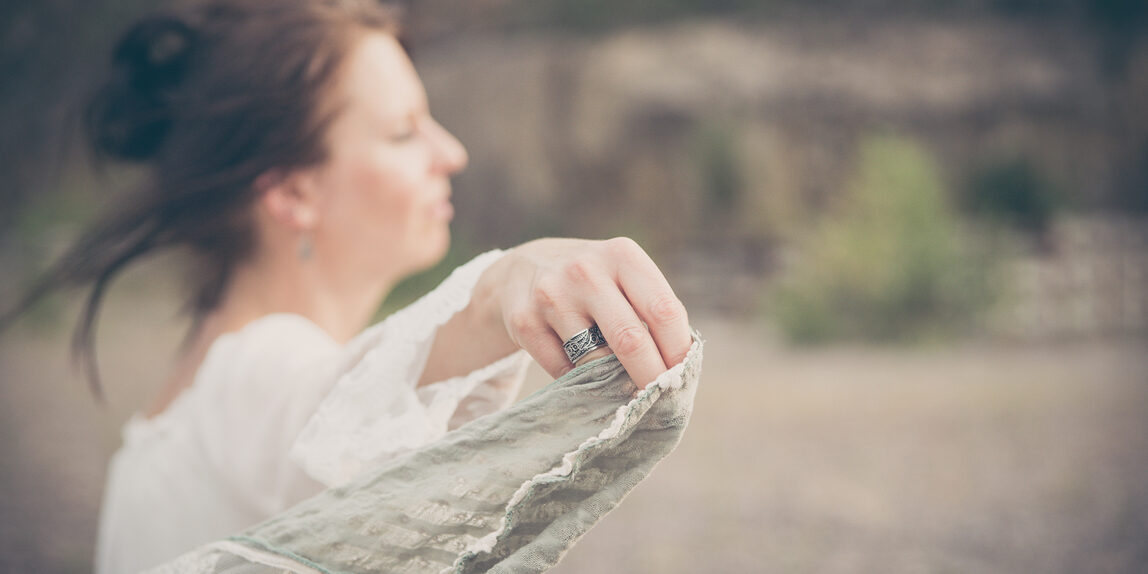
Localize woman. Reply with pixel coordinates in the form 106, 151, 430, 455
4, 0, 692, 571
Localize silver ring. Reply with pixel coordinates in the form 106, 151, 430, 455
562, 324, 608, 364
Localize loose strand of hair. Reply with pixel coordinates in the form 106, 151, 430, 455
69, 215, 164, 402
0, 188, 166, 401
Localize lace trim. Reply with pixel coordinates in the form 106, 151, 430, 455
291, 250, 522, 487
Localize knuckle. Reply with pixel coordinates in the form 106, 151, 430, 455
648, 294, 687, 325
608, 321, 649, 357
604, 236, 642, 259
507, 308, 539, 339
562, 258, 597, 286
530, 277, 560, 310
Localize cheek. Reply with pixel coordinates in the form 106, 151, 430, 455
326, 152, 428, 246
357, 162, 418, 222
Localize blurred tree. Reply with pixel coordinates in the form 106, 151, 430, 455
770, 134, 994, 343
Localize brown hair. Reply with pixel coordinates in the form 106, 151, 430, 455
1, 0, 400, 398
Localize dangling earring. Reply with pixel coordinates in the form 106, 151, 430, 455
298, 234, 313, 261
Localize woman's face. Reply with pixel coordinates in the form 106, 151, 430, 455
307, 32, 467, 283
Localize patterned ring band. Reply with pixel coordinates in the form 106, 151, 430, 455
562, 324, 609, 364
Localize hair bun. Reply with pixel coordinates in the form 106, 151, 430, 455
87, 16, 197, 162
114, 17, 196, 95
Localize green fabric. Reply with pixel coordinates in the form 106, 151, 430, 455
154, 335, 702, 574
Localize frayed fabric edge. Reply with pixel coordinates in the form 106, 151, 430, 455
448, 331, 704, 573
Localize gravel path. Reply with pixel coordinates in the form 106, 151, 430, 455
2, 312, 1145, 573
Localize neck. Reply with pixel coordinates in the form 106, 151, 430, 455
203, 243, 398, 345
151, 241, 398, 419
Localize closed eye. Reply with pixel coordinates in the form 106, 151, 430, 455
389, 115, 418, 142
390, 127, 416, 142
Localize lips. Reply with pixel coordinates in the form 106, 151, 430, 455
432, 198, 454, 221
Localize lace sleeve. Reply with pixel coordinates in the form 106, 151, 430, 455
290, 249, 531, 488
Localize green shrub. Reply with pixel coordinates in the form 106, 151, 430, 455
771, 134, 995, 344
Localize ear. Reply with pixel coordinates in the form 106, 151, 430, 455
255, 169, 321, 230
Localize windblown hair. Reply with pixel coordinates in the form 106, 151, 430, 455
0, 0, 400, 398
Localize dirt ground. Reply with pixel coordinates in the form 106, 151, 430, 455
1, 302, 1146, 573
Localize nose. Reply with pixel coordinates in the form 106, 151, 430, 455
428, 118, 468, 175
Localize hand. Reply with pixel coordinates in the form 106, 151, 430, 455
487, 237, 691, 389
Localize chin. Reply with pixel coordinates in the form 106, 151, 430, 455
412, 227, 451, 273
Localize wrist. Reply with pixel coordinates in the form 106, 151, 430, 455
469, 251, 518, 354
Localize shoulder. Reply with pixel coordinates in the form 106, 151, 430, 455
229, 313, 337, 353
192, 313, 342, 404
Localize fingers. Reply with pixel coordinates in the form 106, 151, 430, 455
531, 275, 615, 377
514, 308, 614, 380
504, 306, 570, 380
545, 305, 663, 389
501, 237, 691, 388
580, 289, 667, 388
546, 314, 614, 369
538, 252, 671, 388
607, 238, 692, 368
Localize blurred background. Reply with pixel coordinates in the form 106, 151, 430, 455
2, 0, 1147, 572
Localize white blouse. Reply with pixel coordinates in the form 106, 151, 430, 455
95, 250, 531, 574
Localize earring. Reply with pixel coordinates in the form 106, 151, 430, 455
298, 234, 313, 261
